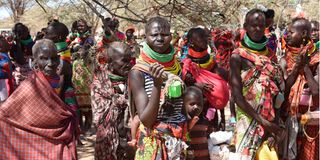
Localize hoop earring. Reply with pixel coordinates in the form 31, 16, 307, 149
33, 63, 39, 70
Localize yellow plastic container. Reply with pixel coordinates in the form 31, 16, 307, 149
255, 141, 278, 160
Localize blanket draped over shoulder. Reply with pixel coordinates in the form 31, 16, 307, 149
0, 71, 78, 160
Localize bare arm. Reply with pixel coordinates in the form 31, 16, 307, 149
304, 63, 319, 96
284, 54, 305, 99
128, 64, 164, 128
279, 57, 288, 79
212, 64, 228, 81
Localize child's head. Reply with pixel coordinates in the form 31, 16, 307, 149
187, 27, 209, 51
0, 36, 10, 53
45, 21, 69, 43
32, 39, 60, 77
183, 86, 204, 119
103, 42, 133, 77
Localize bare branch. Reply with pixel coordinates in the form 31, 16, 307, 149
117, 0, 146, 21
91, 0, 147, 23
35, 0, 47, 13
82, 0, 104, 19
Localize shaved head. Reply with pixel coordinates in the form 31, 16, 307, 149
105, 42, 131, 62
32, 39, 57, 59
145, 17, 170, 34
245, 9, 265, 25
292, 18, 311, 36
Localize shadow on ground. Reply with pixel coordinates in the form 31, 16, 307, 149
77, 134, 96, 160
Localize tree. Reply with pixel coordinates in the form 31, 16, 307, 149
0, 0, 33, 23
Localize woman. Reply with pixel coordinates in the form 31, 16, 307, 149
129, 17, 188, 160
0, 39, 78, 159
72, 46, 94, 132
230, 9, 285, 159
91, 42, 133, 160
280, 18, 319, 160
10, 23, 34, 89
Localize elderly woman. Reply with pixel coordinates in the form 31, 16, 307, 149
91, 42, 133, 160
0, 39, 78, 159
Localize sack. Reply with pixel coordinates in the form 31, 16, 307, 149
255, 141, 278, 160
182, 58, 229, 109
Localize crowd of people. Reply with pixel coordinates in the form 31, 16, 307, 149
0, 7, 318, 160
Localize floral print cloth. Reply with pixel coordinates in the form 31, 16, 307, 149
91, 67, 131, 160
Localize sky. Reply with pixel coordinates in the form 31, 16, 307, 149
0, 0, 72, 20
0, 7, 11, 20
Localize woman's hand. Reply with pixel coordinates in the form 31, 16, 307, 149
262, 119, 286, 146
195, 82, 214, 93
295, 45, 309, 69
149, 63, 165, 86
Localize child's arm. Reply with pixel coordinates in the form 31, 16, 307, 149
188, 116, 199, 131
128, 115, 140, 147
219, 109, 225, 131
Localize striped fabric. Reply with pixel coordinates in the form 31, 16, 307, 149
64, 87, 78, 112
143, 73, 185, 124
188, 117, 210, 160
45, 75, 61, 95
59, 49, 72, 63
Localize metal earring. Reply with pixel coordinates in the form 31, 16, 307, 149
33, 63, 39, 70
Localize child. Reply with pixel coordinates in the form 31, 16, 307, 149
184, 86, 204, 129
184, 86, 213, 160
128, 86, 204, 148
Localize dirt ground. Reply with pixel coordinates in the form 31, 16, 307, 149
76, 104, 233, 160
77, 133, 96, 160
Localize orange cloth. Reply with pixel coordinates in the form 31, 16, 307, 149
284, 41, 319, 115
